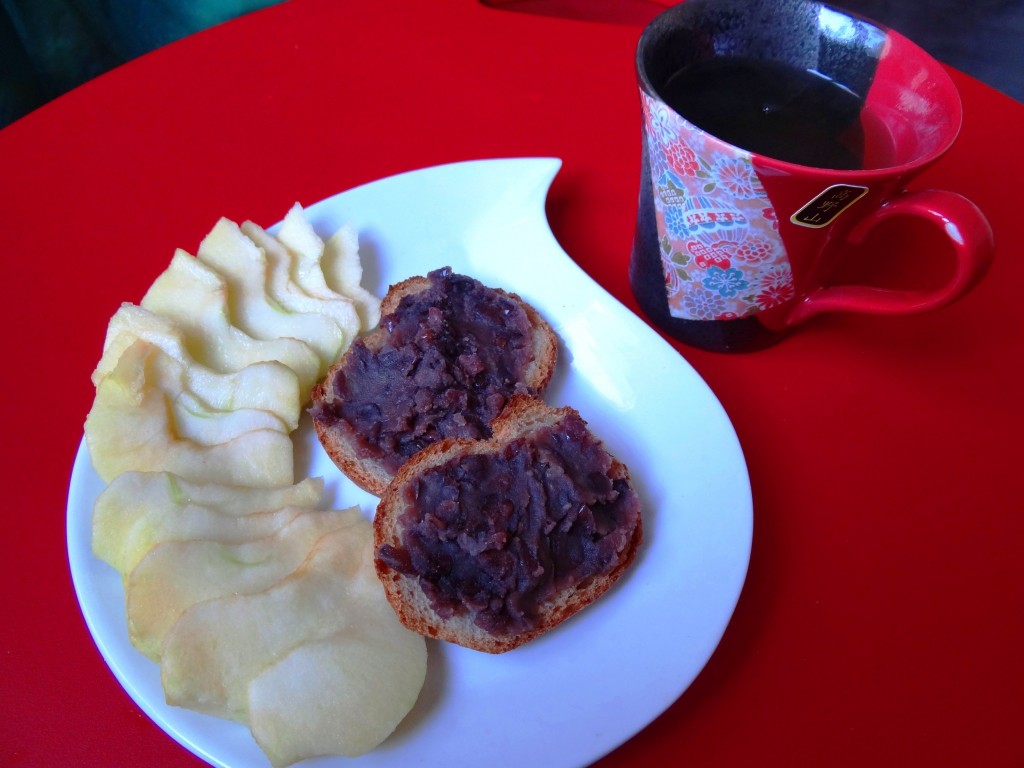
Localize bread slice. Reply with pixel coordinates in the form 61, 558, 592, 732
373, 394, 643, 653
311, 270, 558, 496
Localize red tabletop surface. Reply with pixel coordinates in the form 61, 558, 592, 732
2, 0, 1021, 765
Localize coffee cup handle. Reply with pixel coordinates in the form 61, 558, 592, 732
784, 189, 994, 325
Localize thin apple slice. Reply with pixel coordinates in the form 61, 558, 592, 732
126, 507, 362, 661
271, 205, 334, 298
323, 222, 382, 329
94, 492, 311, 577
232, 218, 362, 342
84, 341, 293, 486
194, 220, 348, 371
171, 388, 286, 445
160, 522, 407, 723
104, 339, 289, 442
92, 472, 322, 574
94, 303, 302, 430
142, 250, 322, 396
274, 204, 381, 329
94, 468, 321, 524
248, 622, 427, 766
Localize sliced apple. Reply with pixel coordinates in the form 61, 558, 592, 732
271, 205, 333, 297
126, 506, 362, 661
93, 303, 302, 430
194, 220, 348, 370
248, 623, 427, 766
92, 471, 323, 560
93, 484, 318, 576
160, 522, 399, 722
92, 473, 322, 573
230, 218, 362, 342
273, 204, 381, 329
84, 341, 293, 487
170, 389, 285, 444
141, 250, 322, 396
104, 338, 289, 442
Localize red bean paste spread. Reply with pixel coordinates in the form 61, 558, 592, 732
310, 268, 537, 473
376, 412, 641, 636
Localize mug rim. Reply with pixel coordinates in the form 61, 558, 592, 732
636, 0, 964, 177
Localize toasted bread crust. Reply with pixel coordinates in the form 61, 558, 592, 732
311, 272, 557, 496
373, 394, 642, 654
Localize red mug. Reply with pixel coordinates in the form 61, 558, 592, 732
629, 0, 994, 352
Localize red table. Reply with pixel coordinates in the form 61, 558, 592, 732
2, 1, 1021, 765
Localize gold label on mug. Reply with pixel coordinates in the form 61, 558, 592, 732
791, 184, 868, 228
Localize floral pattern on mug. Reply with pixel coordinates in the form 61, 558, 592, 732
642, 91, 794, 320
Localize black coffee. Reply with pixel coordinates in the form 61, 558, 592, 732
658, 57, 867, 170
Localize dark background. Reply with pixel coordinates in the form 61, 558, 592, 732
841, 0, 1023, 103
1, 0, 1021, 131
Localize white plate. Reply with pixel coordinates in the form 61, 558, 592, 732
67, 158, 752, 768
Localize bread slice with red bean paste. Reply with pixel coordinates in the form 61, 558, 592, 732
310, 268, 557, 496
373, 394, 643, 653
